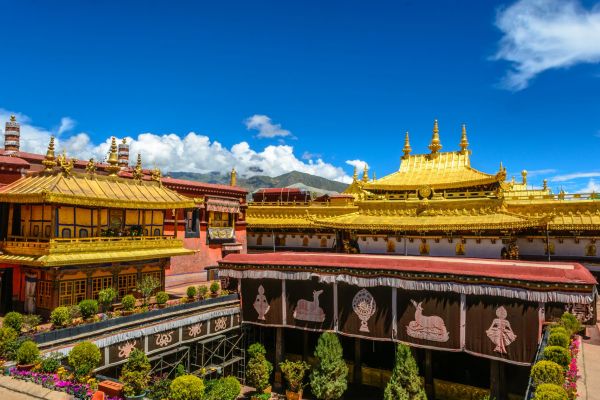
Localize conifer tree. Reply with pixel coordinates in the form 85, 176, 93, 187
310, 332, 348, 400
384, 344, 427, 400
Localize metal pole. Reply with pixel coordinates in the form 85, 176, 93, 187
546, 223, 551, 262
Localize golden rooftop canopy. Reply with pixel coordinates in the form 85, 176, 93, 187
0, 171, 195, 209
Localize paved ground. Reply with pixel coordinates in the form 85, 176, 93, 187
579, 323, 600, 400
0, 375, 71, 400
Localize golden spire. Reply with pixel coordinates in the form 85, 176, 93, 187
459, 123, 469, 153
151, 167, 162, 183
521, 170, 528, 185
428, 119, 442, 154
402, 131, 412, 159
372, 171, 376, 181
42, 136, 57, 171
352, 166, 358, 182
122, 138, 127, 144
10, 115, 16, 122
543, 179, 548, 190
86, 158, 96, 175
230, 167, 237, 186
105, 137, 121, 176
362, 164, 369, 183
132, 154, 143, 181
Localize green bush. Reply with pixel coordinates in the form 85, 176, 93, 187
22, 314, 41, 333
548, 332, 570, 348
69, 305, 81, 319
78, 299, 99, 319
120, 348, 151, 397
68, 341, 101, 380
543, 346, 570, 369
280, 360, 310, 393
186, 286, 197, 298
170, 375, 205, 400
16, 340, 39, 365
246, 343, 272, 394
210, 281, 220, 294
384, 343, 427, 400
50, 306, 71, 327
40, 352, 63, 373
530, 360, 565, 386
204, 376, 241, 400
156, 291, 169, 305
0, 327, 18, 359
136, 275, 161, 305
533, 383, 568, 400
198, 285, 208, 299
559, 312, 581, 335
310, 332, 348, 400
3, 311, 23, 332
122, 294, 136, 311
98, 287, 117, 311
147, 376, 172, 400
549, 326, 569, 338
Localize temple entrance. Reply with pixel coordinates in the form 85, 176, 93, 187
0, 268, 13, 314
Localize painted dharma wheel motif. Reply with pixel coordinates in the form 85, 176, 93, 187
352, 288, 376, 332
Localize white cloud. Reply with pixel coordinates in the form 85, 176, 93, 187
345, 159, 369, 172
579, 178, 600, 192
245, 114, 291, 138
550, 171, 600, 182
494, 0, 600, 90
57, 117, 76, 134
0, 109, 352, 183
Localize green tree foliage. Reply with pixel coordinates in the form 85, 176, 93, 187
186, 286, 197, 298
78, 299, 99, 319
543, 346, 570, 369
40, 352, 63, 373
310, 332, 348, 400
3, 312, 23, 332
530, 361, 565, 386
246, 343, 273, 394
98, 287, 118, 311
559, 312, 581, 335
533, 383, 568, 400
280, 360, 310, 392
136, 275, 161, 305
68, 341, 101, 380
548, 332, 569, 349
0, 327, 18, 359
122, 294, 136, 311
120, 348, 151, 396
16, 340, 39, 365
50, 306, 71, 327
383, 344, 427, 400
204, 376, 242, 400
170, 375, 205, 400
155, 291, 169, 305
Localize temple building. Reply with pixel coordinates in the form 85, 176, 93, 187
246, 120, 600, 267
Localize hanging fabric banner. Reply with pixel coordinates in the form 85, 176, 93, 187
285, 278, 334, 331
337, 283, 393, 340
396, 290, 461, 350
465, 296, 539, 365
241, 278, 284, 326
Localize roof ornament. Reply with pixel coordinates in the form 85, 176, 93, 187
132, 154, 143, 181
58, 151, 76, 176
372, 171, 376, 181
402, 131, 412, 159
10, 115, 16, 122
496, 161, 507, 181
106, 137, 121, 176
151, 167, 162, 184
459, 123, 469, 154
543, 179, 548, 191
428, 119, 442, 155
42, 136, 57, 171
362, 164, 369, 183
230, 167, 237, 186
86, 158, 96, 175
521, 170, 528, 185
352, 166, 358, 182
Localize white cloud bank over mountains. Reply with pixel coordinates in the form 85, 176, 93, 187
0, 109, 363, 184
494, 0, 600, 90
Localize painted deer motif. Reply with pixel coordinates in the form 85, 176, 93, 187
293, 289, 326, 322
406, 299, 449, 342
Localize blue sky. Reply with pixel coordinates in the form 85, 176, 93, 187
1, 0, 600, 191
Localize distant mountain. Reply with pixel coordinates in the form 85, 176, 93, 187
168, 170, 348, 194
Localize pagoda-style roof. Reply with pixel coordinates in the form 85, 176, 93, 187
0, 171, 195, 209
363, 151, 502, 192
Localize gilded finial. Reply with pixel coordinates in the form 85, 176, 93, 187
230, 167, 237, 186
10, 115, 16, 122
58, 152, 75, 175
132, 154, 143, 181
402, 131, 412, 159
521, 170, 528, 185
105, 137, 121, 176
352, 166, 358, 182
86, 158, 96, 174
372, 171, 376, 181
42, 136, 57, 171
122, 138, 127, 144
543, 179, 548, 190
151, 167, 162, 184
428, 119, 442, 154
362, 164, 369, 183
459, 123, 469, 153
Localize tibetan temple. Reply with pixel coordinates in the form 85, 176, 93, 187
246, 120, 600, 268
0, 115, 247, 314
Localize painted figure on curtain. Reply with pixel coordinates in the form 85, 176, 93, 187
352, 288, 376, 332
406, 299, 449, 342
486, 306, 517, 354
293, 289, 326, 322
253, 284, 270, 320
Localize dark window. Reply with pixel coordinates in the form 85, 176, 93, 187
185, 208, 200, 238
79, 228, 88, 238
61, 228, 71, 238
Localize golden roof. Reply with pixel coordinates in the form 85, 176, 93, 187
246, 204, 358, 229
363, 151, 501, 191
0, 171, 195, 209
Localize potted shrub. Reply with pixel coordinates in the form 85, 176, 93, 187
530, 360, 565, 386
40, 352, 63, 374
280, 360, 310, 400
122, 294, 136, 315
98, 287, 118, 312
50, 306, 71, 328
198, 285, 209, 300
187, 286, 198, 300
210, 281, 220, 298
310, 332, 348, 400
136, 275, 160, 306
79, 299, 99, 320
246, 343, 273, 398
68, 341, 101, 382
16, 340, 39, 371
205, 376, 241, 400
533, 383, 568, 400
170, 374, 205, 400
383, 343, 426, 400
156, 291, 169, 308
0, 327, 18, 361
3, 311, 23, 333
120, 348, 151, 399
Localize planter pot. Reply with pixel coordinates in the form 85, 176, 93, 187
124, 392, 147, 400
158, 303, 167, 308
210, 293, 219, 298
16, 363, 35, 371
122, 310, 133, 316
286, 390, 303, 400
